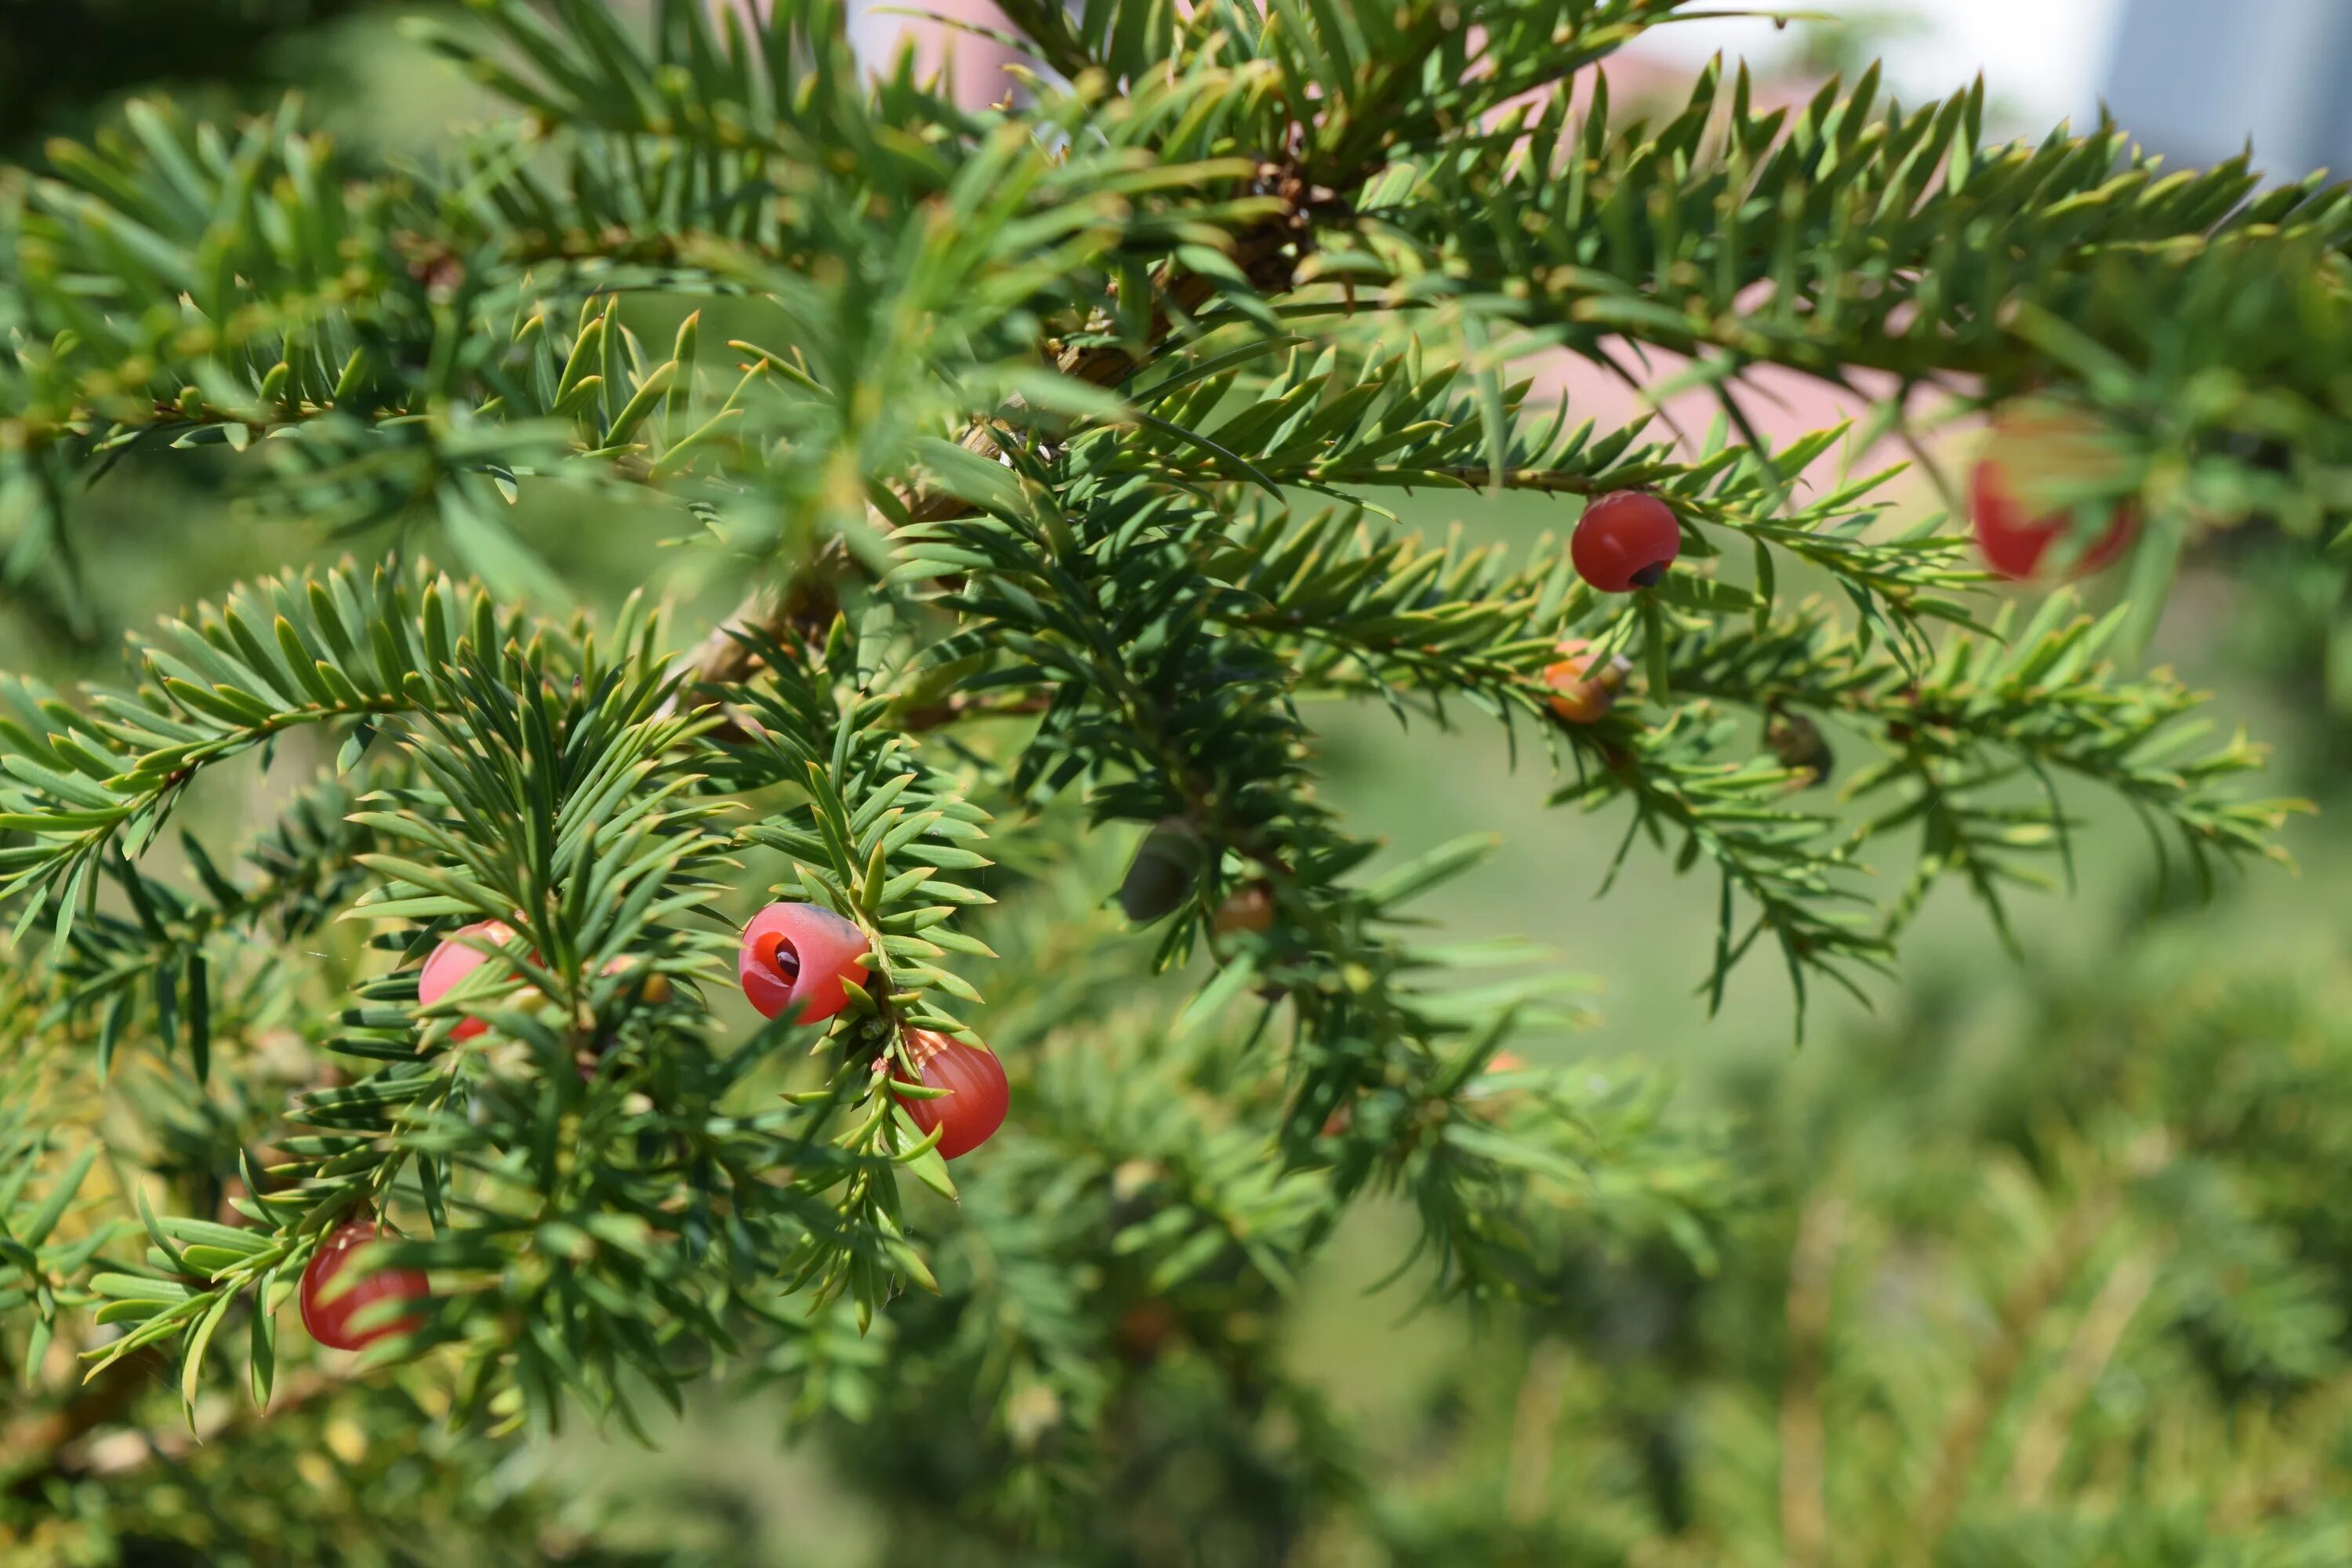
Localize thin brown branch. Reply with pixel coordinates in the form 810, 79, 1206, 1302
901, 691, 1053, 731
0, 1343, 361, 1494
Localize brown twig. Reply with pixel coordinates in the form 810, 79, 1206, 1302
0, 1349, 361, 1496
901, 691, 1053, 731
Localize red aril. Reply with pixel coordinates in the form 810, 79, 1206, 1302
1970, 404, 2137, 581
738, 903, 870, 1025
1570, 493, 1681, 593
418, 920, 517, 1041
300, 1221, 427, 1352
894, 1029, 1010, 1160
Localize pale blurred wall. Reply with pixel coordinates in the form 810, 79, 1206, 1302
844, 2, 2158, 148
2103, 0, 2352, 176
1628, 0, 2123, 131
847, 1, 2166, 133
848, 0, 1018, 108
1640, 0, 2350, 184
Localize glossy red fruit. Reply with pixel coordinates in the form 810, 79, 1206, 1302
894, 1029, 1010, 1160
739, 903, 869, 1025
1970, 406, 2137, 581
1571, 492, 1681, 593
418, 920, 517, 1041
1542, 637, 1632, 724
300, 1221, 427, 1352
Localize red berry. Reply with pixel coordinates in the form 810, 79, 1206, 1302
1570, 492, 1681, 593
1542, 637, 1632, 724
299, 1221, 427, 1352
893, 1029, 1009, 1160
418, 920, 517, 1041
738, 903, 869, 1024
1970, 407, 2137, 581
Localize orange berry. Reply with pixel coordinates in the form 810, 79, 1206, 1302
1544, 638, 1631, 724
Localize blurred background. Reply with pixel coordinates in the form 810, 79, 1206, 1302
9, 2, 2352, 1563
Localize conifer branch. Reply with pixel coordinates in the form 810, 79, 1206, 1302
0, 0, 2328, 1515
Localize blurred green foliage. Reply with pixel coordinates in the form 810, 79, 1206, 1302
0, 2, 372, 151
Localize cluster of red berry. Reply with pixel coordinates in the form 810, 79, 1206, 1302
1540, 410, 2134, 730
733, 902, 1009, 1160
305, 421, 2133, 1353
301, 902, 1011, 1353
1541, 491, 1679, 723
1569, 491, 1682, 593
